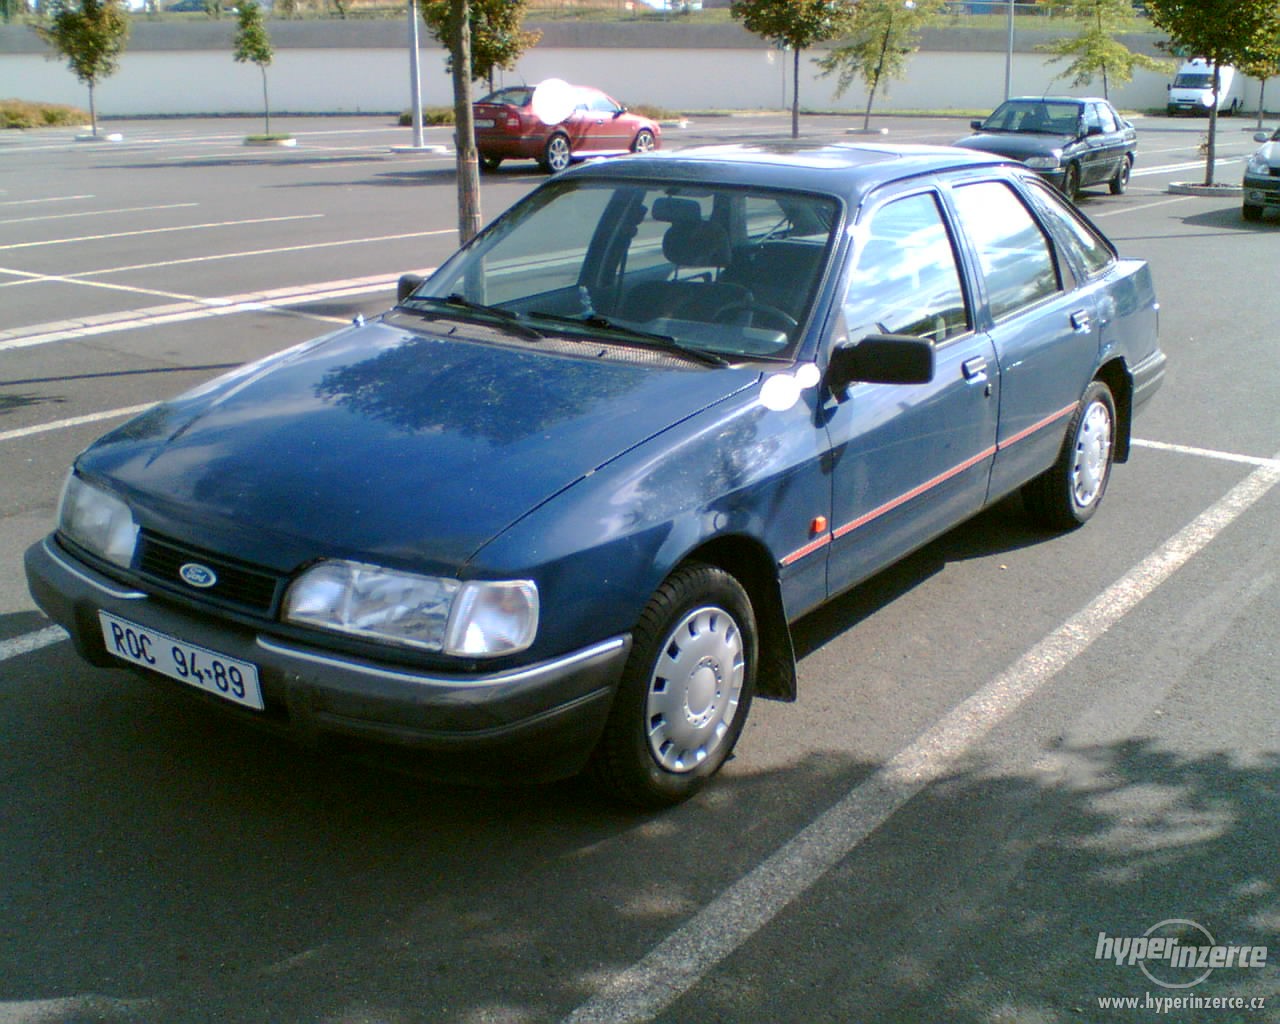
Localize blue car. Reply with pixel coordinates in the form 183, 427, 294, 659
25, 143, 1165, 806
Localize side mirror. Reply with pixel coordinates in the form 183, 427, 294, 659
1255, 132, 1270, 143
1086, 124, 1103, 137
825, 335, 935, 393
970, 119, 983, 130
397, 274, 424, 304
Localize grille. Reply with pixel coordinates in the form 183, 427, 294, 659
136, 532, 282, 615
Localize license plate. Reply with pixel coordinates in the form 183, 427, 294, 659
98, 611, 264, 711
474, 118, 495, 128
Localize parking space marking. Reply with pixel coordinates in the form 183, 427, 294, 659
0, 195, 95, 207
564, 456, 1280, 1024
0, 403, 157, 444
0, 202, 199, 226
0, 269, 431, 353
1133, 438, 1280, 470
0, 214, 323, 252
0, 626, 68, 666
0, 265, 212, 303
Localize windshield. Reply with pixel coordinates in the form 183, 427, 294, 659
1173, 74, 1213, 89
983, 100, 1082, 134
410, 179, 841, 361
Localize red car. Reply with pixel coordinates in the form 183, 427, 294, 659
473, 83, 661, 174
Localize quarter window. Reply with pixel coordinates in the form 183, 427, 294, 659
843, 192, 970, 344
951, 181, 1061, 320
1024, 178, 1115, 278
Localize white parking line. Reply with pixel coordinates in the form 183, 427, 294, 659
0, 403, 157, 444
0, 214, 323, 251
0, 202, 199, 226
0, 626, 69, 665
0, 194, 94, 207
563, 452, 1280, 1024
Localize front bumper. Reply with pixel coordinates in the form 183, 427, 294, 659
1243, 172, 1280, 210
25, 536, 630, 782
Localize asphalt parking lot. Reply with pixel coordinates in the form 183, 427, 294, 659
1, 113, 1277, 1023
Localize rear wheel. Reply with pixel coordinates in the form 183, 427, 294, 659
1023, 380, 1116, 530
541, 133, 572, 173
479, 153, 502, 174
589, 563, 757, 808
1109, 155, 1132, 195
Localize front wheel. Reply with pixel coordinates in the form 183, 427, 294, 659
1243, 202, 1264, 222
541, 133, 572, 174
1023, 380, 1116, 530
1109, 155, 1132, 195
631, 128, 656, 154
589, 563, 757, 808
1061, 163, 1081, 200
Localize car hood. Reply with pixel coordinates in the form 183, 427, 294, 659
953, 132, 1069, 160
78, 317, 758, 573
1250, 141, 1280, 171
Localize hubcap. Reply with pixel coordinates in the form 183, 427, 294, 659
1072, 399, 1112, 508
645, 605, 745, 773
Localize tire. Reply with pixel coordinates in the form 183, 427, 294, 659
1061, 163, 1081, 200
1109, 155, 1132, 195
589, 563, 757, 808
1243, 202, 1264, 222
479, 153, 502, 174
1023, 380, 1116, 530
631, 128, 656, 154
541, 133, 572, 174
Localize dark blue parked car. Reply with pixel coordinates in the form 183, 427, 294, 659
26, 143, 1165, 806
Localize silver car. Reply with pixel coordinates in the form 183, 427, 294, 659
1243, 128, 1280, 222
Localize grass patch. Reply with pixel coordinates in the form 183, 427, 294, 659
0, 99, 90, 130
399, 107, 461, 126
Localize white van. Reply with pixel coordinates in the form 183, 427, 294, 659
1167, 58, 1241, 116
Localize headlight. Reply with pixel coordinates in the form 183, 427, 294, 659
283, 560, 538, 657
1025, 155, 1062, 170
58, 473, 139, 568
1247, 153, 1271, 175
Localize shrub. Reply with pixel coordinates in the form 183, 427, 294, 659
0, 99, 90, 129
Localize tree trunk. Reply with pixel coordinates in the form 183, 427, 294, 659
1204, 64, 1220, 187
261, 65, 271, 136
89, 82, 97, 137
791, 46, 800, 139
452, 0, 482, 244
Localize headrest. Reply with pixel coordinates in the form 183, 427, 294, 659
663, 221, 732, 268
652, 196, 702, 224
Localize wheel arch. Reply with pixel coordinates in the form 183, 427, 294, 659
1094, 357, 1133, 463
677, 534, 797, 703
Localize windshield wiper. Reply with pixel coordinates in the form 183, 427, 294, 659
401, 294, 545, 341
526, 311, 729, 366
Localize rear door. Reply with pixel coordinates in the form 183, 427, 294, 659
946, 177, 1100, 501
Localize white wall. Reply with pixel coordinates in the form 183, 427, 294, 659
2, 42, 1274, 118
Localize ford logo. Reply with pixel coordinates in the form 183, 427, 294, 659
179, 563, 218, 589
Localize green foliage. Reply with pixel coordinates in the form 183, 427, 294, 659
0, 99, 90, 129
729, 0, 850, 51
233, 0, 273, 67
399, 106, 458, 126
817, 0, 944, 103
419, 0, 541, 85
1039, 0, 1168, 97
34, 0, 131, 89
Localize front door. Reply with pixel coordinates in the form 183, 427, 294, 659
824, 188, 999, 595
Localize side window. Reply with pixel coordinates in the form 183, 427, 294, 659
1094, 102, 1119, 134
951, 181, 1061, 320
843, 192, 970, 345
1082, 104, 1103, 134
1024, 178, 1116, 278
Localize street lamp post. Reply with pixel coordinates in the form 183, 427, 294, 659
1004, 0, 1014, 100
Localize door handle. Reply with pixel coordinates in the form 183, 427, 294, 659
1070, 309, 1092, 332
962, 356, 988, 380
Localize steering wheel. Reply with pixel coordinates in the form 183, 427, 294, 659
711, 300, 798, 332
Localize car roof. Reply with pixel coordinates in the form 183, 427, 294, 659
560, 141, 1014, 203
1003, 96, 1105, 105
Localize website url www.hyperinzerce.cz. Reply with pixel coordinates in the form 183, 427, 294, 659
1098, 993, 1267, 1014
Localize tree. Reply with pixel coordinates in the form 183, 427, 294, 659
1038, 0, 1168, 99
420, 0, 482, 244
817, 0, 943, 132
34, 0, 131, 138
1146, 0, 1280, 185
730, 0, 853, 139
1239, 49, 1280, 130
419, 0, 540, 93
233, 0, 275, 137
